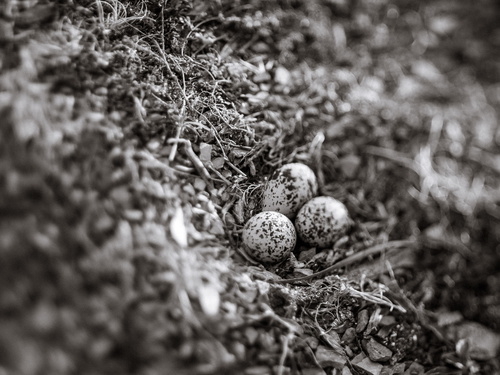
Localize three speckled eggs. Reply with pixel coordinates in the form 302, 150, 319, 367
242, 163, 351, 263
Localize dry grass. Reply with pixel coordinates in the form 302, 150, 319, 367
1, 0, 499, 374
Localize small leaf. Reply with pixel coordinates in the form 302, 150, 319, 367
170, 206, 188, 247
198, 284, 220, 316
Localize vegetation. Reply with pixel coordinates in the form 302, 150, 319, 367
1, 0, 499, 374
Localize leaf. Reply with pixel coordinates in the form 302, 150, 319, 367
170, 206, 188, 247
198, 284, 220, 316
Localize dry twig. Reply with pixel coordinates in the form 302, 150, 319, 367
274, 239, 416, 284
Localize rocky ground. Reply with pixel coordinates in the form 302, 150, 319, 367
0, 0, 499, 374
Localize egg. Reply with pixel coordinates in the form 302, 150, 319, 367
295, 196, 350, 248
242, 211, 296, 263
261, 163, 318, 219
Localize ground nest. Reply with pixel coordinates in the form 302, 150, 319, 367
0, 0, 499, 374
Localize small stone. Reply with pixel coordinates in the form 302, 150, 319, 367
296, 348, 320, 370
341, 327, 356, 344
208, 215, 225, 235
244, 366, 272, 375
338, 154, 361, 178
376, 326, 392, 339
381, 364, 406, 375
274, 66, 291, 86
143, 178, 165, 199
356, 309, 369, 333
352, 352, 365, 365
123, 209, 143, 222
146, 139, 161, 151
320, 331, 343, 351
237, 285, 258, 304
301, 368, 326, 375
271, 366, 291, 375
403, 361, 424, 375
365, 338, 392, 362
353, 355, 383, 375
251, 42, 269, 53
212, 156, 225, 169
315, 346, 347, 369
193, 177, 207, 191
257, 332, 276, 352
231, 341, 246, 361
304, 336, 319, 350
253, 71, 272, 83
244, 327, 259, 345
199, 143, 212, 163
429, 15, 459, 36
344, 346, 355, 358
109, 186, 131, 207
436, 310, 463, 327
392, 363, 406, 374
454, 321, 500, 360
298, 247, 317, 262
379, 315, 396, 327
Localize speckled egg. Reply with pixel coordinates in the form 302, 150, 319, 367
261, 163, 318, 219
295, 196, 350, 248
242, 211, 297, 263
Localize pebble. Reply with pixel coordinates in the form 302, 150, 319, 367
244, 327, 259, 345
244, 366, 272, 375
341, 327, 356, 344
436, 310, 463, 327
392, 363, 406, 374
231, 341, 246, 361
338, 154, 361, 178
315, 345, 347, 369
253, 71, 271, 83
304, 336, 319, 350
274, 66, 291, 85
301, 368, 326, 375
237, 285, 258, 304
356, 309, 369, 333
123, 209, 143, 222
353, 353, 383, 375
365, 338, 393, 362
379, 315, 396, 327
403, 361, 424, 375
381, 364, 406, 375
454, 321, 500, 360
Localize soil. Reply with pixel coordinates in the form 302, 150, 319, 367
0, 0, 499, 374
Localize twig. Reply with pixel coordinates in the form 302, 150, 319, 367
273, 239, 416, 284
364, 145, 417, 172
167, 139, 215, 192
347, 285, 406, 313
277, 334, 290, 375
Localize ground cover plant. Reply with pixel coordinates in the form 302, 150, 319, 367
0, 0, 499, 374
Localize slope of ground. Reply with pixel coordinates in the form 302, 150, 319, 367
0, 0, 499, 374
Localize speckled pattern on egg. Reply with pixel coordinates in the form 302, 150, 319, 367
295, 196, 350, 248
242, 211, 297, 263
261, 163, 318, 219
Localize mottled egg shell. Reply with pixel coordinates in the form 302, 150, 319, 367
261, 163, 318, 219
295, 196, 350, 248
242, 211, 297, 263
